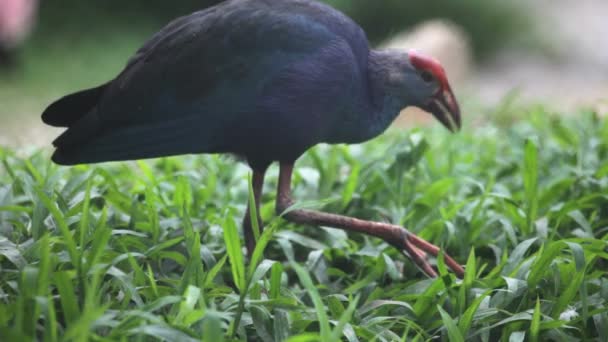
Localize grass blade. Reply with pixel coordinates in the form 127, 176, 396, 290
291, 262, 331, 341
330, 296, 359, 341
248, 173, 261, 243
34, 187, 79, 268
437, 305, 465, 342
270, 262, 284, 300
248, 224, 277, 278
223, 215, 245, 292
458, 290, 491, 336
523, 139, 538, 235
530, 298, 541, 342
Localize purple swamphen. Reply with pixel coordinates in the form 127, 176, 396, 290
42, 0, 464, 278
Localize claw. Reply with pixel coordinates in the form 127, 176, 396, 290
406, 234, 465, 278
402, 238, 438, 277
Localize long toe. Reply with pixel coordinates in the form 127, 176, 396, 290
402, 238, 438, 277
405, 233, 465, 278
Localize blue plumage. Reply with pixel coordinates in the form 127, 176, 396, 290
42, 0, 459, 170
41, 0, 466, 279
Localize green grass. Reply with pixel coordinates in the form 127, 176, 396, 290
0, 109, 607, 341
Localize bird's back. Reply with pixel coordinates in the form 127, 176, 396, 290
42, 0, 371, 165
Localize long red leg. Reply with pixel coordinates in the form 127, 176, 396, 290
243, 169, 266, 257
275, 162, 464, 278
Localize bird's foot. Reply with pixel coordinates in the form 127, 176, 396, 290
276, 162, 464, 279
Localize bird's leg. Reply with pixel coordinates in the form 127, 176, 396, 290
243, 169, 266, 258
275, 162, 464, 278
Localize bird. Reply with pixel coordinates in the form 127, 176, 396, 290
42, 0, 464, 278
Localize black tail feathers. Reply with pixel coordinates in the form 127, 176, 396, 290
41, 85, 106, 127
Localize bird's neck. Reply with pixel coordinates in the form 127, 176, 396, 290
366, 49, 410, 134
324, 49, 413, 145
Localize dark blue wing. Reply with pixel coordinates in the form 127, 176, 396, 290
49, 0, 369, 164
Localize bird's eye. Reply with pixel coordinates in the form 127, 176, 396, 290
420, 70, 434, 83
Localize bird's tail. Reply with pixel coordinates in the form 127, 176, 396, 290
41, 84, 107, 127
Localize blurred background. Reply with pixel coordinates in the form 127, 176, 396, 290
0, 0, 606, 147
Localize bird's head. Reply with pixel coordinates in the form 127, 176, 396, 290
405, 50, 461, 132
